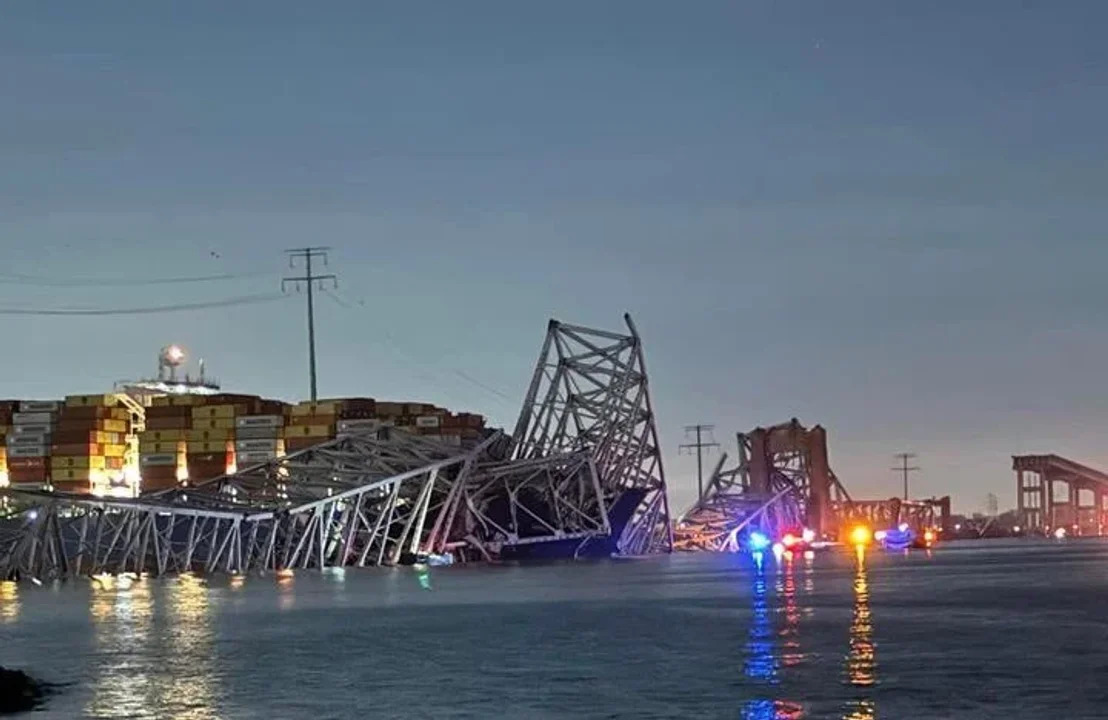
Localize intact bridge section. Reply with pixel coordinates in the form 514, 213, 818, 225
1014, 454, 1108, 535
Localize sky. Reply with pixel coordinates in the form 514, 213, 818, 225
2, 1, 1107, 514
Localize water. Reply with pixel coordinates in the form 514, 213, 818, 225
1, 539, 1106, 718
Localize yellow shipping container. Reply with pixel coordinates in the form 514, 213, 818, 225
191, 404, 244, 420
169, 395, 204, 407
139, 429, 188, 443
290, 402, 340, 418
103, 444, 127, 458
53, 468, 93, 482
285, 424, 334, 438
185, 428, 233, 442
192, 418, 236, 431
139, 441, 183, 454
64, 393, 119, 408
51, 456, 107, 470
101, 419, 127, 433
186, 441, 231, 454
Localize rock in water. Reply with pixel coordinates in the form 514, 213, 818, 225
0, 667, 46, 714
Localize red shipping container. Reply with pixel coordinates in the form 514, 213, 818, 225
51, 443, 103, 455
145, 406, 194, 419
8, 457, 46, 470
146, 416, 191, 430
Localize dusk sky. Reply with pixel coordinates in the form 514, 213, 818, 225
2, 2, 1107, 513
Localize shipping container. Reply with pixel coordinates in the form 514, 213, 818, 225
289, 401, 340, 418
337, 418, 381, 433
234, 438, 281, 453
191, 418, 236, 431
375, 402, 405, 417
140, 453, 177, 467
8, 445, 47, 458
145, 405, 195, 418
7, 457, 45, 470
51, 443, 103, 456
51, 478, 90, 491
145, 416, 191, 431
102, 444, 127, 458
191, 404, 247, 420
285, 437, 324, 452
139, 441, 182, 454
100, 419, 127, 433
19, 401, 60, 413
139, 429, 188, 442
284, 424, 334, 438
235, 450, 279, 465
233, 425, 283, 440
51, 456, 113, 470
54, 429, 122, 445
416, 415, 441, 428
185, 428, 233, 442
11, 424, 52, 436
8, 432, 50, 446
64, 394, 119, 408
235, 415, 283, 429
12, 411, 54, 425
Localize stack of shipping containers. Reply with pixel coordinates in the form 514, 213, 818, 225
139, 396, 193, 491
0, 401, 13, 485
8, 401, 58, 489
234, 408, 287, 468
284, 401, 340, 453
51, 394, 129, 494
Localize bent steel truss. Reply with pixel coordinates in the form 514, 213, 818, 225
0, 314, 672, 580
674, 419, 850, 551
510, 314, 671, 554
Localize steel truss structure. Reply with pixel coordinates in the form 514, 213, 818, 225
0, 314, 672, 580
674, 419, 851, 551
510, 315, 671, 554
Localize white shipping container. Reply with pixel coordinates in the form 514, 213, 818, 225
12, 424, 51, 436
337, 419, 381, 432
234, 425, 281, 440
140, 453, 177, 466
415, 415, 441, 428
236, 450, 278, 465
439, 434, 462, 447
8, 444, 47, 458
19, 401, 60, 413
8, 433, 51, 446
235, 415, 283, 429
13, 412, 54, 425
235, 439, 280, 453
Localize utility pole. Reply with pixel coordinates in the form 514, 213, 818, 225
283, 247, 337, 402
892, 452, 920, 501
680, 425, 720, 501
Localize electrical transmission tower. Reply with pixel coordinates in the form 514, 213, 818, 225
892, 452, 920, 500
283, 247, 337, 402
680, 424, 720, 501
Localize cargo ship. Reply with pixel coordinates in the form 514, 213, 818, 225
0, 345, 488, 498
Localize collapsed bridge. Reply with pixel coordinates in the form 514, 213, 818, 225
0, 315, 672, 580
674, 419, 951, 550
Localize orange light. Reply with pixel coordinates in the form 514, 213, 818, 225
782, 533, 798, 548
849, 526, 872, 546
923, 529, 936, 544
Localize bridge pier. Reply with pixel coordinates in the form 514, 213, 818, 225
1014, 455, 1108, 536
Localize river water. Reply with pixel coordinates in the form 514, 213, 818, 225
0, 539, 1104, 718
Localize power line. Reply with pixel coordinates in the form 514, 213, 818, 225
892, 452, 920, 500
283, 248, 336, 402
322, 288, 519, 412
679, 424, 720, 501
0, 270, 275, 287
0, 293, 288, 316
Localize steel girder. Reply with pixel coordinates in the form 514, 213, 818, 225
675, 420, 852, 551
509, 314, 672, 554
0, 429, 503, 580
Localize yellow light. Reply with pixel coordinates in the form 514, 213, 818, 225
0, 470, 9, 488
849, 526, 872, 546
923, 529, 936, 544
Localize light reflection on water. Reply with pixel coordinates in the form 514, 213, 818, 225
843, 546, 877, 719
86, 575, 221, 719
0, 581, 20, 623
